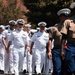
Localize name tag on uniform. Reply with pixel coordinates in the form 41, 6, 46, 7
37, 36, 40, 37
44, 35, 48, 38
0, 42, 1, 45
23, 34, 26, 36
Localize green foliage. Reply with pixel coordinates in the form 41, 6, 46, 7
0, 0, 74, 27
0, 0, 23, 25
24, 0, 74, 27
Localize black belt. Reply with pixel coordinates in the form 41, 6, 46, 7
53, 45, 61, 49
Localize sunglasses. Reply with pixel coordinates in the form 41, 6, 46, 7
18, 24, 23, 26
10, 24, 15, 26
40, 26, 45, 27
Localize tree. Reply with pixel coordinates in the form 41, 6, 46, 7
23, 0, 74, 28
0, 0, 24, 25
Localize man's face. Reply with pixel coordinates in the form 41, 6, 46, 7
0, 28, 4, 32
59, 15, 67, 22
40, 26, 45, 30
18, 24, 23, 28
39, 26, 46, 32
0, 28, 2, 32
25, 27, 31, 32
10, 24, 15, 30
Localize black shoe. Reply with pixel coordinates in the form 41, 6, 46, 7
0, 70, 4, 74
37, 73, 41, 75
9, 72, 15, 75
9, 74, 15, 75
22, 69, 27, 74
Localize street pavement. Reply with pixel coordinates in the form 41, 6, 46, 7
0, 73, 52, 75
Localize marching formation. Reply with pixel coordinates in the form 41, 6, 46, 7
0, 2, 75, 75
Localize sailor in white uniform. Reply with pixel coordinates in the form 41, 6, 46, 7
0, 25, 5, 74
2, 20, 16, 74
30, 22, 49, 75
7, 19, 30, 75
23, 24, 32, 75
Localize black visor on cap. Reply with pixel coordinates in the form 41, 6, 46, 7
9, 22, 15, 26
59, 13, 69, 17
18, 21, 23, 25
18, 23, 23, 26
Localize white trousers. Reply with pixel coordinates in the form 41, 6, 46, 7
4, 51, 10, 73
23, 56, 27, 71
45, 55, 53, 74
23, 50, 32, 73
32, 49, 36, 73
11, 47, 24, 75
9, 47, 15, 73
0, 48, 5, 71
34, 49, 46, 74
